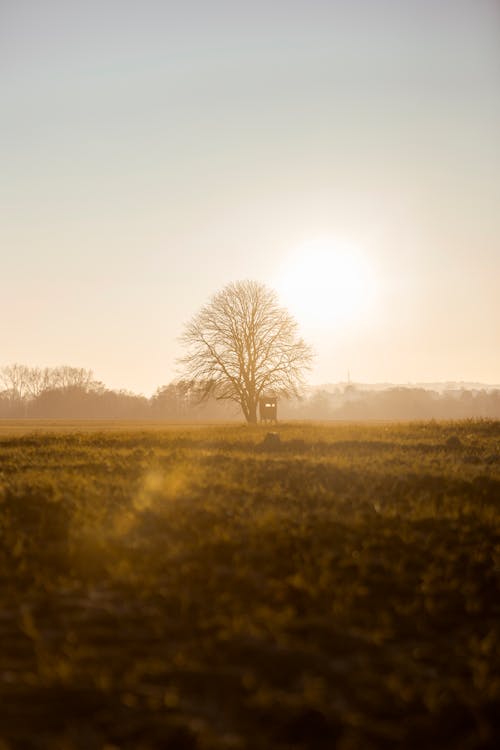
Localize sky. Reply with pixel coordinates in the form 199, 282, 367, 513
1, 0, 499, 395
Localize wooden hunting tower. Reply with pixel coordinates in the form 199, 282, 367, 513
259, 395, 278, 423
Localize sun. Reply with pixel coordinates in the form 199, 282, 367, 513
275, 238, 377, 330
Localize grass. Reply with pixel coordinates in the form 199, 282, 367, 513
0, 420, 499, 749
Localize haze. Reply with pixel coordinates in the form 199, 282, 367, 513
2, 0, 499, 395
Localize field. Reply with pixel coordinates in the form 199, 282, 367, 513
1, 420, 499, 750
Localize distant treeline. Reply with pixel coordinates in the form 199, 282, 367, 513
282, 385, 500, 421
1, 364, 499, 420
0, 364, 235, 420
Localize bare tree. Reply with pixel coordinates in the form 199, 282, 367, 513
51, 366, 94, 390
0, 364, 36, 401
179, 280, 313, 423
0, 364, 97, 402
24, 367, 54, 399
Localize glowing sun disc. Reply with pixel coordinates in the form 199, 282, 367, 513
276, 238, 377, 330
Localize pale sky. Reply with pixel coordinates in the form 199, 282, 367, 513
1, 0, 499, 394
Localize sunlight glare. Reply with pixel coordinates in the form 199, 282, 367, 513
276, 238, 378, 330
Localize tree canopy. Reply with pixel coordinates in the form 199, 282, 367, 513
179, 280, 313, 423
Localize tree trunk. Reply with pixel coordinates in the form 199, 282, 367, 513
247, 400, 258, 424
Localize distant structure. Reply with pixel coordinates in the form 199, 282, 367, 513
259, 394, 278, 423
344, 369, 356, 396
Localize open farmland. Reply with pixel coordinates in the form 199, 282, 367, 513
0, 420, 499, 749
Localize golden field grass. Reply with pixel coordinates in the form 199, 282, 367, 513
0, 420, 216, 436
0, 420, 499, 749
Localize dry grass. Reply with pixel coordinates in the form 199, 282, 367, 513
0, 420, 499, 749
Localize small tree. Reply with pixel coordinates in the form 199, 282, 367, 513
179, 280, 313, 423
